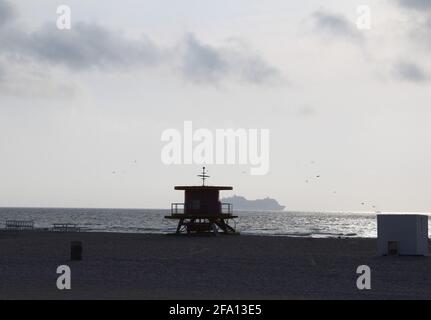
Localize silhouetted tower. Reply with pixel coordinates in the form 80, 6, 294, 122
165, 167, 238, 235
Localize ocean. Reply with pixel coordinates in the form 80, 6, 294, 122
1, 207, 424, 238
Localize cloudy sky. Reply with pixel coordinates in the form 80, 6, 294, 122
0, 0, 430, 212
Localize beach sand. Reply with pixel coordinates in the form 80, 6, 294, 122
0, 231, 430, 300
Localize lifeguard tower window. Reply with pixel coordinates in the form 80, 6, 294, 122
388, 241, 398, 256
192, 200, 200, 210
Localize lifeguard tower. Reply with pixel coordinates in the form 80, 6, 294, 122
165, 167, 238, 235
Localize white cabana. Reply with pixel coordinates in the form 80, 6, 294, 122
377, 214, 429, 256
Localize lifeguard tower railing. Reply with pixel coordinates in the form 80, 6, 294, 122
171, 203, 233, 215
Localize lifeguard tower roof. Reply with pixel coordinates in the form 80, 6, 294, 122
175, 186, 232, 191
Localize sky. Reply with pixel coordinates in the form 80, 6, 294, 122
0, 0, 430, 212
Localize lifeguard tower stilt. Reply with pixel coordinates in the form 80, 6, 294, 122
165, 167, 238, 235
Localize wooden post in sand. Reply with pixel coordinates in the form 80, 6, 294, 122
71, 241, 83, 261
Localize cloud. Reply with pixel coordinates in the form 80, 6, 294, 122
235, 54, 281, 84
181, 34, 228, 83
0, 1, 281, 88
394, 61, 428, 83
0, 0, 163, 71
0, 58, 77, 98
311, 9, 362, 41
0, 0, 14, 26
397, 0, 431, 33
394, 0, 431, 54
397, 0, 431, 11
0, 23, 164, 70
180, 34, 281, 84
385, 1, 431, 84
395, 0, 431, 32
0, 62, 5, 81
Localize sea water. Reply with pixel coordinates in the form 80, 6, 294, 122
0, 207, 429, 238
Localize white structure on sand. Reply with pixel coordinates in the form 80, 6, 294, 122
377, 214, 429, 256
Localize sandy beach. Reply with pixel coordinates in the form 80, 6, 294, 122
0, 231, 430, 300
